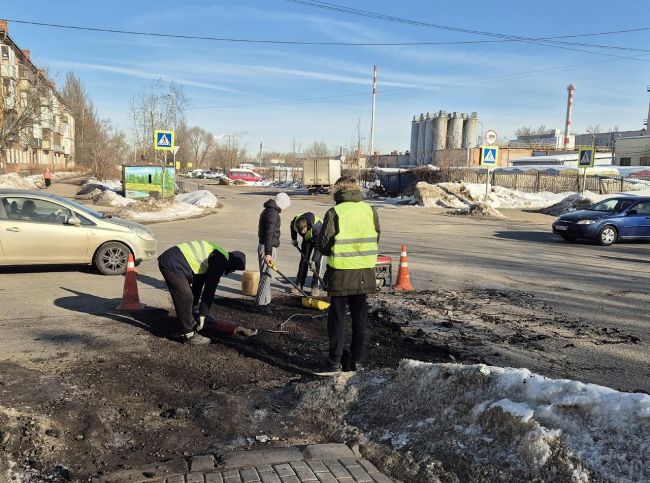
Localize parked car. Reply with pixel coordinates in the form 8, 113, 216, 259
227, 168, 263, 183
0, 189, 157, 275
552, 195, 650, 245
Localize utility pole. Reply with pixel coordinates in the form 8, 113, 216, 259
369, 65, 377, 156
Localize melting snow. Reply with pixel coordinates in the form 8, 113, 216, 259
297, 360, 650, 482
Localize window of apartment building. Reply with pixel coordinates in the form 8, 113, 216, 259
619, 157, 631, 166
2, 78, 12, 96
640, 157, 650, 166
1, 45, 9, 60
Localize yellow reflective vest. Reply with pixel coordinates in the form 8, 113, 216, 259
293, 213, 322, 241
177, 241, 229, 275
327, 202, 378, 270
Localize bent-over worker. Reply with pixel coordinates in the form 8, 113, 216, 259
158, 241, 246, 345
290, 212, 324, 297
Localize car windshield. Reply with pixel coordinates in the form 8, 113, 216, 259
589, 198, 634, 212
49, 195, 105, 218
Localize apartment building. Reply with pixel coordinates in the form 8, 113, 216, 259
0, 20, 74, 174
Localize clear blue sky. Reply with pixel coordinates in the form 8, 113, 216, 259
3, 0, 649, 153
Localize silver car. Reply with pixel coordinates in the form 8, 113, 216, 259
0, 189, 157, 275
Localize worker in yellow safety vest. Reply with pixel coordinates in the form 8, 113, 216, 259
316, 177, 380, 373
158, 241, 246, 345
290, 212, 325, 297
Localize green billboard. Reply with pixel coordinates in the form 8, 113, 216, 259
122, 165, 175, 199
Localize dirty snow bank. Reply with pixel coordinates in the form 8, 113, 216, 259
0, 173, 39, 190
117, 201, 204, 223
537, 192, 604, 216
92, 190, 135, 207
415, 181, 573, 211
452, 202, 505, 219
175, 190, 218, 208
296, 361, 650, 482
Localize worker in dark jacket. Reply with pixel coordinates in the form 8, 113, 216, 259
256, 192, 291, 312
290, 212, 324, 297
158, 241, 246, 345
317, 177, 380, 373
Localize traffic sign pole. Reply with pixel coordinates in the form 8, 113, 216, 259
485, 166, 490, 201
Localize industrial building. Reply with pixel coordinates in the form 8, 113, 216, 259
614, 136, 650, 166
509, 129, 575, 149
0, 20, 75, 174
409, 111, 478, 165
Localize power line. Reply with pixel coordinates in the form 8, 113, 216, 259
283, 0, 650, 61
3, 17, 650, 54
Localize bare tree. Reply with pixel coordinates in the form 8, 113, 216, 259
129, 79, 188, 164
86, 119, 129, 180
514, 125, 548, 144
211, 134, 247, 172
185, 126, 213, 169
0, 72, 53, 166
303, 140, 330, 158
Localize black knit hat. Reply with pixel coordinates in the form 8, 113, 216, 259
228, 251, 246, 272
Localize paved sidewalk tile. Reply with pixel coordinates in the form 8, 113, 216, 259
143, 445, 394, 483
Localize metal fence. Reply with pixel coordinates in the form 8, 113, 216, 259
362, 168, 650, 196
450, 171, 650, 194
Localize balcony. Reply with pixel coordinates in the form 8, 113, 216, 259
1, 64, 16, 78
30, 138, 42, 148
53, 144, 64, 153
3, 97, 16, 110
42, 139, 51, 150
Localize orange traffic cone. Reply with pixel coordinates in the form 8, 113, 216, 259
116, 254, 144, 311
393, 244, 414, 291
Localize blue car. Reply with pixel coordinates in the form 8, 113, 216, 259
552, 196, 650, 245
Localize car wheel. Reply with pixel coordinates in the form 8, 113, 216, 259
561, 235, 577, 242
94, 242, 131, 275
597, 226, 617, 246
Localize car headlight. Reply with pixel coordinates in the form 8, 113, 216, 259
576, 219, 596, 225
130, 226, 155, 241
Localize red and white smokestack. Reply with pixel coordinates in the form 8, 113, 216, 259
564, 84, 576, 148
369, 65, 377, 155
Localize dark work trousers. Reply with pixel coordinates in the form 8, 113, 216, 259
296, 240, 323, 288
327, 294, 368, 364
160, 268, 203, 334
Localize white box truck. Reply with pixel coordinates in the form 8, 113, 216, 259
303, 158, 342, 194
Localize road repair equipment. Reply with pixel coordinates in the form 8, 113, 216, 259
202, 313, 259, 337
393, 244, 414, 291
116, 254, 144, 311
375, 255, 393, 289
268, 260, 330, 311
294, 245, 327, 290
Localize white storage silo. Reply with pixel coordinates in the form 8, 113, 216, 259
447, 112, 464, 149
424, 113, 434, 164
409, 115, 418, 164
432, 110, 448, 151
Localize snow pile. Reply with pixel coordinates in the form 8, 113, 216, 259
414, 181, 578, 211
0, 173, 39, 190
296, 361, 650, 482
175, 190, 218, 209
116, 199, 204, 223
92, 190, 135, 207
413, 182, 469, 208
452, 202, 506, 219
76, 179, 122, 200
537, 192, 603, 216
462, 183, 573, 209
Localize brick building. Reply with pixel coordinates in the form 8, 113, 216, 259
0, 20, 74, 174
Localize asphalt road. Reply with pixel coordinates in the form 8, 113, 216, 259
1, 181, 648, 392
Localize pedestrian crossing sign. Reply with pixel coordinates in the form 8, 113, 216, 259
480, 145, 499, 166
578, 146, 595, 168
154, 130, 175, 151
